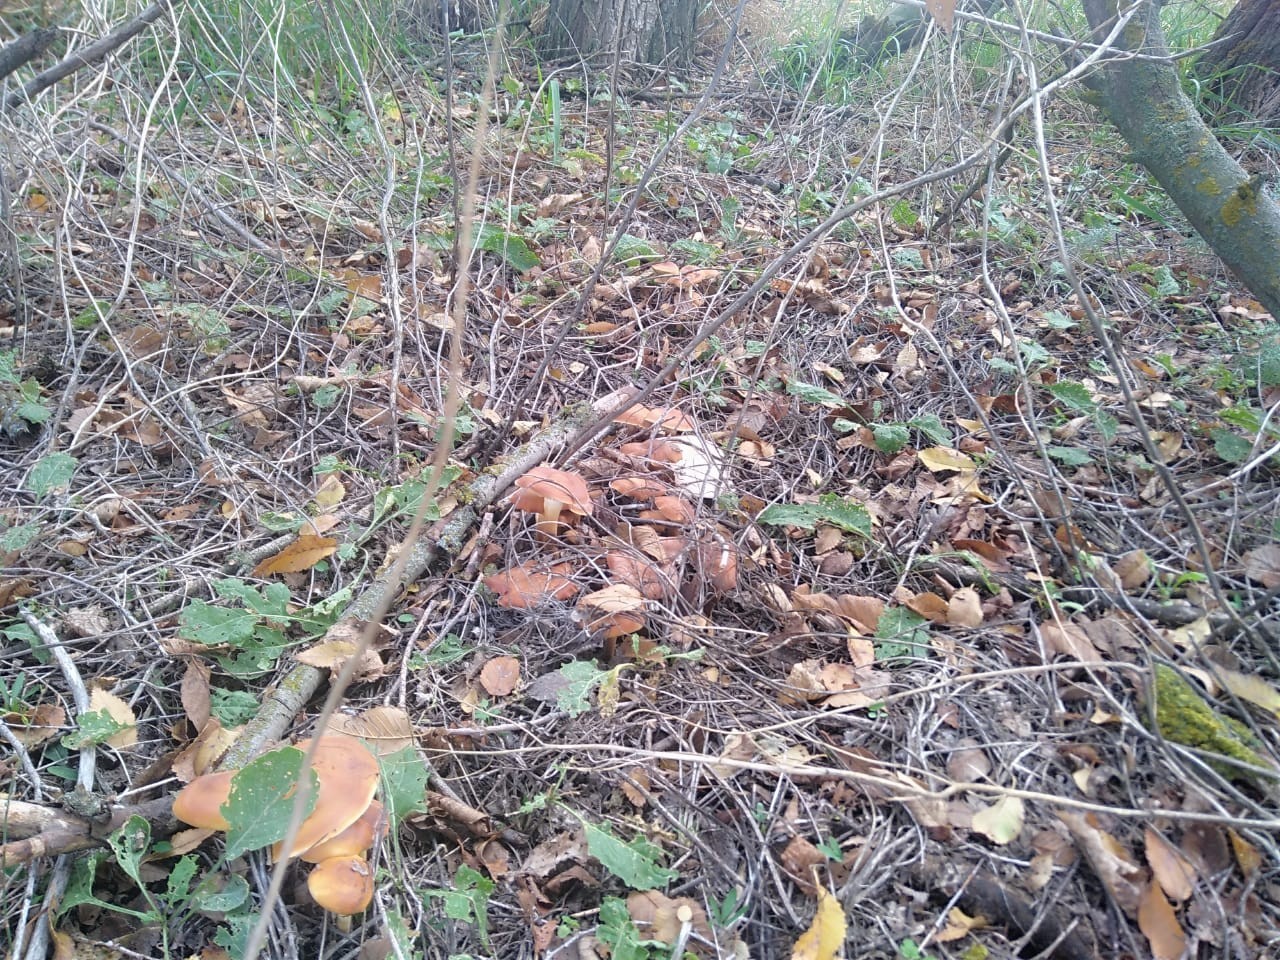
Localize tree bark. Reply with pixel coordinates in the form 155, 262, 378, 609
1079, 0, 1280, 319
538, 0, 698, 72
1195, 0, 1280, 123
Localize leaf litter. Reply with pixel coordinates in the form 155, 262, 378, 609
1, 7, 1279, 960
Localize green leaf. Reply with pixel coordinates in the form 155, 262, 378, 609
1, 521, 43, 552
214, 913, 258, 956
62, 709, 129, 749
786, 379, 844, 408
27, 452, 77, 496
907, 414, 950, 446
875, 607, 929, 660
557, 660, 610, 717
60, 850, 152, 920
1211, 428, 1253, 464
611, 233, 660, 265
580, 817, 677, 891
475, 224, 540, 271
872, 423, 910, 455
166, 855, 199, 903
379, 745, 429, 822
1046, 445, 1093, 467
597, 896, 651, 960
757, 494, 871, 538
1045, 381, 1095, 412
222, 745, 316, 859
192, 873, 250, 913
209, 687, 260, 726
179, 602, 259, 647
108, 816, 151, 887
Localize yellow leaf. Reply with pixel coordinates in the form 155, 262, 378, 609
88, 688, 138, 748
918, 446, 976, 474
314, 474, 346, 509
971, 796, 1024, 845
1215, 667, 1280, 718
936, 906, 987, 942
791, 885, 847, 960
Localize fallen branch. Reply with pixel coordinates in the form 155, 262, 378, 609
0, 28, 59, 84
1, 0, 176, 114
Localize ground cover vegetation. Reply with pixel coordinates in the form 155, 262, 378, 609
2, 0, 1280, 958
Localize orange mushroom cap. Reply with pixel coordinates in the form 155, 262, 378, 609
297, 800, 387, 864
511, 465, 593, 519
307, 854, 374, 916
277, 735, 380, 860
172, 770, 236, 830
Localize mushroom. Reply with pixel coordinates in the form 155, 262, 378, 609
274, 735, 380, 860
511, 465, 593, 538
298, 800, 387, 863
172, 769, 236, 830
307, 854, 374, 931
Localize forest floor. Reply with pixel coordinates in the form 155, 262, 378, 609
2, 26, 1280, 960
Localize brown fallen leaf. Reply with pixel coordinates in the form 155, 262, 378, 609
1143, 827, 1196, 902
947, 587, 983, 627
88, 687, 138, 748
1059, 811, 1145, 916
295, 639, 384, 682
1137, 881, 1187, 960
252, 534, 338, 576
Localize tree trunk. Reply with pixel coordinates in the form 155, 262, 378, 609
538, 0, 698, 72
1079, 0, 1280, 319
1194, 0, 1280, 123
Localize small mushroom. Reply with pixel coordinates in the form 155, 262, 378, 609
298, 800, 387, 863
308, 854, 374, 931
172, 770, 236, 830
511, 465, 593, 537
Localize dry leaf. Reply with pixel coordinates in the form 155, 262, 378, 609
252, 534, 338, 576
479, 655, 521, 697
4, 703, 66, 748
791, 885, 847, 960
918, 447, 977, 474
946, 587, 983, 628
925, 0, 955, 32
1137, 881, 1187, 960
971, 796, 1023, 845
936, 906, 986, 942
180, 658, 212, 731
295, 639, 384, 682
1143, 828, 1195, 902
1041, 621, 1098, 662
1114, 549, 1152, 589
1227, 827, 1262, 879
1215, 667, 1280, 718
1242, 543, 1280, 588
1059, 811, 1145, 916
946, 739, 992, 782
88, 688, 138, 748
324, 705, 414, 755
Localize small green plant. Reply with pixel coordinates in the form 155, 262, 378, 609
874, 608, 930, 660
0, 350, 51, 438
424, 866, 495, 950
708, 888, 747, 929
816, 835, 842, 861
898, 938, 936, 960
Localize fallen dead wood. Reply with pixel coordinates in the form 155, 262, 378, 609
1, 390, 630, 866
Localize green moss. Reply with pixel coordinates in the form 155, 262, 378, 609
1151, 664, 1271, 785
1197, 176, 1220, 196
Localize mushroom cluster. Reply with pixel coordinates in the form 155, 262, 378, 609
173, 735, 386, 930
